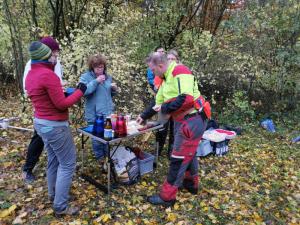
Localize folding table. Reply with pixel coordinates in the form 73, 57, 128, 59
77, 122, 163, 194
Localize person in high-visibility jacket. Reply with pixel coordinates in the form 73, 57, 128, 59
137, 53, 207, 206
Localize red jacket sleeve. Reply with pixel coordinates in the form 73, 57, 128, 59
43, 73, 83, 111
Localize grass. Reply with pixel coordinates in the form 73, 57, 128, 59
0, 97, 299, 224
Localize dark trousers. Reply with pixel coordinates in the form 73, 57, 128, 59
156, 118, 174, 157
23, 130, 44, 173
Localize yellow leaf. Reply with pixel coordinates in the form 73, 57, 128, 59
125, 220, 134, 225
187, 203, 193, 211
3, 162, 12, 168
236, 215, 242, 220
46, 209, 53, 215
203, 206, 209, 212
174, 203, 180, 210
96, 213, 111, 223
213, 203, 220, 209
200, 201, 206, 207
167, 212, 177, 222
50, 221, 60, 225
252, 212, 263, 222
91, 211, 99, 216
148, 186, 155, 190
0, 204, 17, 218
207, 214, 217, 221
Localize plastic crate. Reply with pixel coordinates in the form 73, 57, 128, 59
138, 152, 155, 176
196, 139, 213, 157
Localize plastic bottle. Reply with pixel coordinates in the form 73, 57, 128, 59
93, 114, 104, 137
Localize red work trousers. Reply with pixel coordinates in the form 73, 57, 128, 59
159, 112, 207, 201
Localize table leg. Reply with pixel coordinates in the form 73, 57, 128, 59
81, 134, 85, 171
107, 144, 111, 194
155, 138, 159, 168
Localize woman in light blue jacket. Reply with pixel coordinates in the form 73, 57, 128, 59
80, 54, 118, 165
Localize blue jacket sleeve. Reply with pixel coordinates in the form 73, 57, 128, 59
146, 68, 154, 88
79, 73, 98, 96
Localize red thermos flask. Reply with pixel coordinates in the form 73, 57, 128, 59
115, 115, 127, 137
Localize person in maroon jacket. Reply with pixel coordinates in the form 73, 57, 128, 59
22, 37, 63, 183
25, 41, 86, 216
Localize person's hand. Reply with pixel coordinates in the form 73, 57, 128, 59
61, 80, 68, 92
136, 115, 145, 125
76, 82, 87, 94
96, 75, 106, 83
61, 80, 68, 88
111, 82, 118, 91
152, 104, 161, 112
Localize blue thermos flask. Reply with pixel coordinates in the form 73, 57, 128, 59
93, 114, 104, 137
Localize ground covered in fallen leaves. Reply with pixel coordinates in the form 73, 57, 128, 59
0, 96, 299, 225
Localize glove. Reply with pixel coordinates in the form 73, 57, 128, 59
76, 82, 87, 94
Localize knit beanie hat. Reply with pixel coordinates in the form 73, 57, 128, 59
28, 41, 52, 60
40, 36, 60, 51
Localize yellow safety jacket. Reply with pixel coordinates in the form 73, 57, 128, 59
155, 62, 200, 120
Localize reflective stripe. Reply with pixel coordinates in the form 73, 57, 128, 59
171, 154, 185, 159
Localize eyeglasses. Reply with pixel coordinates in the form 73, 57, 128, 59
94, 65, 105, 69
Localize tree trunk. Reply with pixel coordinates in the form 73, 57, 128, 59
48, 0, 64, 38
3, 0, 25, 93
200, 0, 229, 35
31, 0, 39, 28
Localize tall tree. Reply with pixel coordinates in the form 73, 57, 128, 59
2, 0, 25, 92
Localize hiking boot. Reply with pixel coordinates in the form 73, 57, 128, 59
147, 194, 175, 207
181, 180, 198, 195
22, 171, 35, 184
183, 186, 198, 195
55, 206, 80, 217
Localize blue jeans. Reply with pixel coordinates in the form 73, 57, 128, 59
92, 139, 108, 160
34, 123, 76, 212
